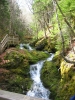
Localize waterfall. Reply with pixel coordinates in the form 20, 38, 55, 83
27, 53, 54, 99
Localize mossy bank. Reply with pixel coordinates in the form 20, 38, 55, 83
41, 51, 75, 100
41, 52, 61, 100
0, 48, 49, 94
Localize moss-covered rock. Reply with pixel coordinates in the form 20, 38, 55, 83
53, 51, 61, 66
0, 48, 49, 94
35, 37, 56, 52
54, 51, 75, 100
41, 50, 75, 100
41, 60, 61, 100
6, 75, 32, 94
35, 38, 47, 51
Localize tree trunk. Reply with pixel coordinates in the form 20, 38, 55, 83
43, 12, 47, 39
53, 0, 65, 55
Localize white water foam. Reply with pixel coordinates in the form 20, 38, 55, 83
27, 53, 54, 99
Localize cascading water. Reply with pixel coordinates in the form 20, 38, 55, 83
20, 43, 33, 51
26, 44, 33, 51
19, 44, 54, 99
27, 53, 54, 100
20, 43, 24, 49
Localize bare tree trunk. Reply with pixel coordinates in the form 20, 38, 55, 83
53, 0, 65, 55
44, 17, 51, 34
38, 19, 43, 30
36, 23, 38, 40
43, 12, 47, 39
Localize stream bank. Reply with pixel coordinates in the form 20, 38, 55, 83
34, 37, 75, 100
0, 47, 49, 95
41, 52, 61, 100
27, 53, 54, 100
41, 50, 75, 100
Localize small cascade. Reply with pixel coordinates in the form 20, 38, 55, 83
47, 53, 54, 61
19, 43, 54, 99
27, 53, 54, 99
20, 43, 33, 51
26, 44, 33, 51
20, 44, 24, 49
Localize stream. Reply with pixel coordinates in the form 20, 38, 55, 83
20, 44, 54, 99
20, 43, 33, 50
27, 53, 54, 100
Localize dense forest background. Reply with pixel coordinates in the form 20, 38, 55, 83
0, 0, 32, 42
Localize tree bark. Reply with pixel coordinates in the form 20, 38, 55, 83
61, 52, 75, 64
43, 12, 47, 39
53, 0, 65, 54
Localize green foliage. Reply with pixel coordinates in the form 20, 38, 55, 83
0, 0, 31, 42
32, 0, 53, 39
59, 0, 75, 13
32, 0, 75, 51
38, 30, 44, 38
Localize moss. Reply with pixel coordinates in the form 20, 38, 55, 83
41, 52, 62, 100
7, 75, 32, 94
44, 37, 56, 52
30, 50, 49, 59
0, 68, 10, 84
35, 37, 56, 52
55, 80, 75, 100
54, 51, 75, 100
52, 51, 61, 68
25, 50, 49, 64
35, 38, 47, 50
4, 49, 49, 69
0, 48, 49, 94
41, 61, 61, 100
